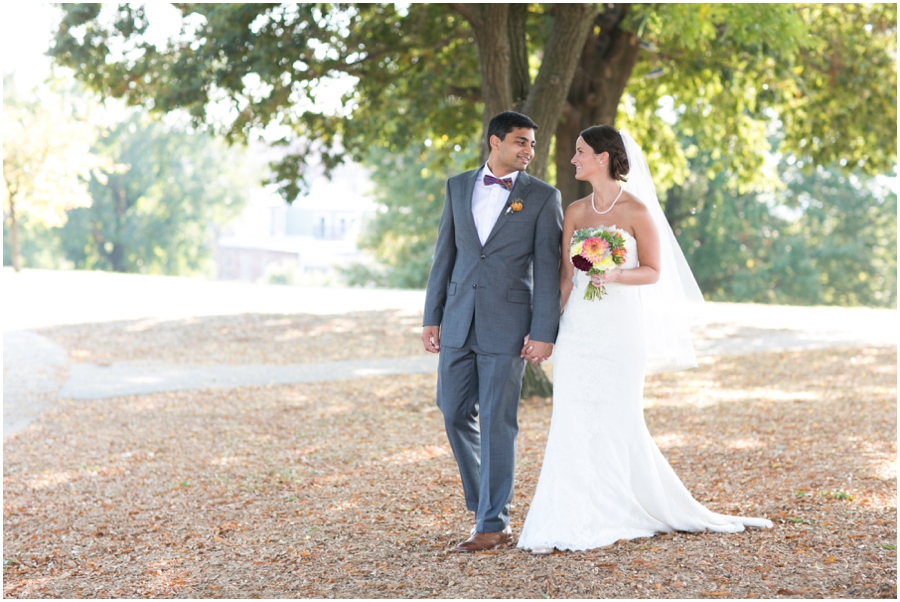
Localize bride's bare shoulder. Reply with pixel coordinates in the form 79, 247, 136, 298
564, 197, 591, 217
618, 191, 651, 216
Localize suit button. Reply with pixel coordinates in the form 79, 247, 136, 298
472, 285, 477, 289
480, 254, 486, 259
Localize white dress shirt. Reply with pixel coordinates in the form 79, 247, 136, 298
472, 163, 519, 246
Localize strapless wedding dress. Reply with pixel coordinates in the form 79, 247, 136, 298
518, 227, 772, 552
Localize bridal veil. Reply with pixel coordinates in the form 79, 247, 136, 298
619, 130, 705, 373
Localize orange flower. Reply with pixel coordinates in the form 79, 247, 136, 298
505, 198, 524, 214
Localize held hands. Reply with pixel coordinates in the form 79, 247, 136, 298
520, 334, 553, 365
423, 328, 553, 362
422, 325, 441, 353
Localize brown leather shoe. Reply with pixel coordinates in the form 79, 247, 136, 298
455, 527, 512, 553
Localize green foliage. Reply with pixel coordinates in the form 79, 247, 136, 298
339, 5, 482, 166
622, 3, 896, 197
676, 147, 897, 308
51, 4, 896, 191
2, 214, 71, 270
2, 73, 107, 270
779, 4, 897, 173
50, 3, 481, 198
776, 163, 897, 307
59, 112, 252, 276
341, 141, 479, 288
823, 490, 854, 501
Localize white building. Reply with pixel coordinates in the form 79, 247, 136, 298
215, 161, 376, 284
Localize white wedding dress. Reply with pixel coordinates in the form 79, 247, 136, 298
518, 227, 772, 552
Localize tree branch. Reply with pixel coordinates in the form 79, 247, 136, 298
446, 85, 483, 102
523, 3, 598, 180
555, 4, 639, 203
448, 3, 478, 27
338, 35, 460, 70
454, 3, 513, 158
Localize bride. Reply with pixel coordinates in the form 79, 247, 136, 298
517, 125, 772, 554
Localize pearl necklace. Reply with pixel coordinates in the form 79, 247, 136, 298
590, 187, 623, 215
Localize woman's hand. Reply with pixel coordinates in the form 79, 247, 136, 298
590, 268, 622, 288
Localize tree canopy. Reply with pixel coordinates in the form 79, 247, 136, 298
672, 144, 897, 308
2, 72, 255, 275
50, 3, 897, 205
60, 112, 253, 275
2, 74, 108, 271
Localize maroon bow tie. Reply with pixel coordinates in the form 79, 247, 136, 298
483, 174, 513, 190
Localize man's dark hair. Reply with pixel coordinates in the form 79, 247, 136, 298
487, 111, 539, 143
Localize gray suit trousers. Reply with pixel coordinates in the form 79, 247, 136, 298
437, 318, 526, 533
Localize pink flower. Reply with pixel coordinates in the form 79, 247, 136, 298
580, 237, 609, 263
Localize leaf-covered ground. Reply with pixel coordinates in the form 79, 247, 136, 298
3, 332, 895, 598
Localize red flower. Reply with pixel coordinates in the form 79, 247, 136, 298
572, 254, 592, 272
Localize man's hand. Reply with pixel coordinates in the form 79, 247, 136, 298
521, 335, 553, 365
422, 325, 441, 353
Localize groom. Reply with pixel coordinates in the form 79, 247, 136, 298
422, 111, 563, 552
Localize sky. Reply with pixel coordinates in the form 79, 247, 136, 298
1, 3, 58, 89
1, 3, 197, 90
0, 3, 350, 117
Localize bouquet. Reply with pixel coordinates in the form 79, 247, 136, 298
570, 227, 628, 301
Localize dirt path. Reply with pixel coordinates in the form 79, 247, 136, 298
4, 268, 897, 438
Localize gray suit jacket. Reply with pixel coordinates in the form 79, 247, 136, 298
423, 168, 563, 355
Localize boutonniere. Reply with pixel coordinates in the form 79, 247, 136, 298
505, 198, 524, 215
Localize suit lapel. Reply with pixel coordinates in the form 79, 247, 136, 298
483, 171, 532, 248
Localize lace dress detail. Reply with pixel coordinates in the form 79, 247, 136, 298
517, 227, 772, 552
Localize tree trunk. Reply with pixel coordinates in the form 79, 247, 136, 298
457, 3, 513, 161
554, 5, 641, 207
664, 185, 693, 234
454, 3, 601, 401
555, 103, 587, 206
7, 197, 21, 272
521, 361, 553, 400
110, 242, 126, 272
522, 3, 596, 182
99, 182, 130, 272
508, 3, 530, 111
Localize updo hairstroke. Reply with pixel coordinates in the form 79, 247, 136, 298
580, 125, 629, 182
